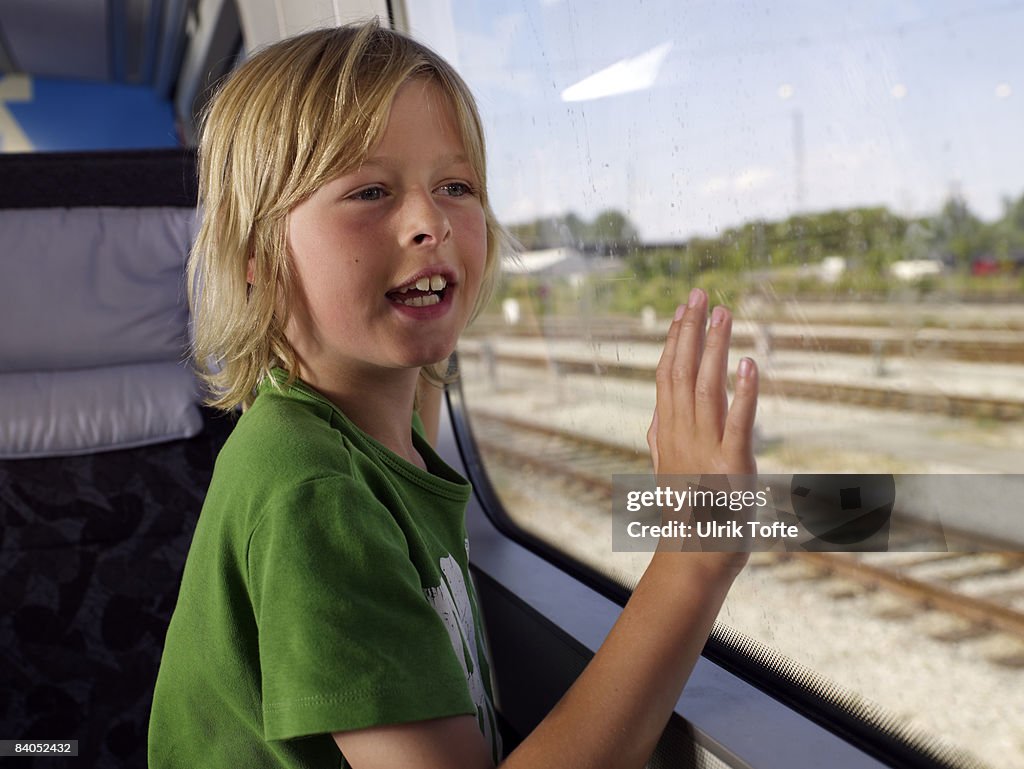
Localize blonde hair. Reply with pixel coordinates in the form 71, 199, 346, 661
188, 20, 509, 410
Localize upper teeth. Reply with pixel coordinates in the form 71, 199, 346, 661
409, 275, 447, 292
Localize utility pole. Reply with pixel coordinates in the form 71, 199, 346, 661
792, 108, 805, 213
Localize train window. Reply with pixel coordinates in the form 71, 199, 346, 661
403, 2, 1024, 767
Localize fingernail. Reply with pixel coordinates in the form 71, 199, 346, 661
688, 288, 702, 308
673, 304, 685, 321
710, 306, 725, 327
738, 357, 754, 378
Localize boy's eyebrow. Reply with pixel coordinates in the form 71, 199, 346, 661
359, 153, 472, 170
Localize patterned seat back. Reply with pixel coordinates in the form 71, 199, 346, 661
0, 150, 233, 768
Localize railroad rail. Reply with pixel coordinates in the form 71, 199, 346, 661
467, 410, 1024, 665
465, 318, 1024, 364
457, 346, 1024, 422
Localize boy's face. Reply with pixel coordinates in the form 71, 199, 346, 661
282, 78, 487, 385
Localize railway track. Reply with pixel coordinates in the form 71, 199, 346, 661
468, 410, 1024, 667
466, 319, 1024, 364
458, 345, 1024, 422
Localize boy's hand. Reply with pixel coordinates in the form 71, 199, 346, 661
647, 289, 758, 571
647, 288, 758, 479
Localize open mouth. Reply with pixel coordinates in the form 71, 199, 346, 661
387, 274, 450, 307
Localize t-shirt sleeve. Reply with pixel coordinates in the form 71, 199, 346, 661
247, 475, 476, 742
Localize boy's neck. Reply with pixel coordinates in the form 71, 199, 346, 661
296, 363, 425, 470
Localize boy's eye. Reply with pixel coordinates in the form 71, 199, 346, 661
351, 186, 387, 201
437, 182, 475, 197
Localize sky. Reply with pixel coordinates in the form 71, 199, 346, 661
407, 0, 1024, 241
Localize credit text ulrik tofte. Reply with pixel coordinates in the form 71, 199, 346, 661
626, 520, 800, 539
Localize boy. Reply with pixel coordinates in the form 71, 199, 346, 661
150, 20, 757, 769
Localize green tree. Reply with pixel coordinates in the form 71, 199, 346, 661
591, 209, 638, 251
992, 193, 1024, 260
931, 195, 990, 271
507, 209, 639, 251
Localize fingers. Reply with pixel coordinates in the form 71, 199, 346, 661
723, 356, 759, 464
652, 287, 759, 475
654, 288, 707, 430
646, 410, 660, 474
694, 305, 732, 439
653, 301, 685, 429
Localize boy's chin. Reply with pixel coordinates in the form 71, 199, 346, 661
405, 346, 457, 371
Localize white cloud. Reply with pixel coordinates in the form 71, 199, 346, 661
734, 166, 776, 191
813, 141, 878, 172
699, 167, 776, 196
700, 176, 730, 195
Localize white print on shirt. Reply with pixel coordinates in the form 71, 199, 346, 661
423, 552, 500, 757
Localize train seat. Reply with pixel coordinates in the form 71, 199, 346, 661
0, 150, 233, 768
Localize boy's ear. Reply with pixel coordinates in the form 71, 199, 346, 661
246, 257, 255, 284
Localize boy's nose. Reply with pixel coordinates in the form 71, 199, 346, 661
404, 190, 452, 247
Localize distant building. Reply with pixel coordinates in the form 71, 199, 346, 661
503, 247, 624, 287
889, 259, 944, 281
818, 255, 847, 283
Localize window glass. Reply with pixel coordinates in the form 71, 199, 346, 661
406, 2, 1024, 767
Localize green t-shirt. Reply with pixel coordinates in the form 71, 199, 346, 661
149, 373, 501, 767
